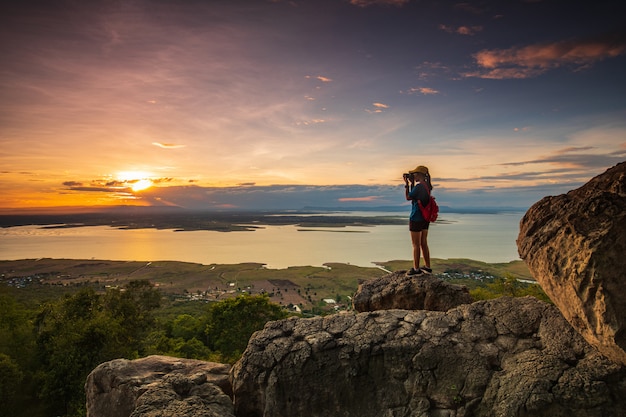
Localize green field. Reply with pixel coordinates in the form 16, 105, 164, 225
1, 257, 534, 314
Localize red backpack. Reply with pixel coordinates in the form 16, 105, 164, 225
417, 184, 439, 222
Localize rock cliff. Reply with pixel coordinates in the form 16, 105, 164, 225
352, 271, 472, 312
230, 296, 626, 417
518, 161, 626, 365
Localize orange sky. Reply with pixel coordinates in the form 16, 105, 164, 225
1, 0, 625, 211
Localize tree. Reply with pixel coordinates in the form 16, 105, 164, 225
34, 281, 162, 417
101, 280, 162, 357
0, 353, 23, 417
34, 287, 104, 416
171, 314, 203, 340
470, 274, 551, 303
174, 338, 212, 359
204, 294, 287, 362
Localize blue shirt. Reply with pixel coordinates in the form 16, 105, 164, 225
408, 182, 430, 222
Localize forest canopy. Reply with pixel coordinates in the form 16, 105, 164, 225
0, 281, 286, 417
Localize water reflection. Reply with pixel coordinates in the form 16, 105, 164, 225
0, 212, 523, 268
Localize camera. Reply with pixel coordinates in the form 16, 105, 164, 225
403, 173, 414, 181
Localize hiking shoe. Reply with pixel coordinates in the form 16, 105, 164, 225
406, 268, 423, 276
420, 266, 432, 274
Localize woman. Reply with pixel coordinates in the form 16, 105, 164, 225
404, 165, 433, 276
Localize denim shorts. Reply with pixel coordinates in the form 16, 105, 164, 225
409, 220, 429, 232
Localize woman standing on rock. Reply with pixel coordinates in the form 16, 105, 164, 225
404, 165, 433, 276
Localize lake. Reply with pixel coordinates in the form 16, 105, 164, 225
0, 212, 524, 268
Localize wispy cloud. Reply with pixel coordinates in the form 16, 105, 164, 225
152, 142, 186, 149
338, 196, 381, 202
439, 24, 483, 36
294, 118, 328, 126
306, 75, 333, 83
498, 147, 626, 169
465, 33, 626, 79
404, 87, 440, 95
414, 61, 453, 81
365, 102, 390, 113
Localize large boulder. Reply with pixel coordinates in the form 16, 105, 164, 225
517, 162, 626, 365
230, 296, 626, 417
85, 355, 233, 417
352, 271, 472, 312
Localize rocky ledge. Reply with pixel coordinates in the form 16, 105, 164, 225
86, 161, 626, 417
352, 271, 472, 312
231, 296, 625, 417
85, 356, 232, 417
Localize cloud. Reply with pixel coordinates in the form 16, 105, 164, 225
466, 33, 626, 79
62, 176, 173, 194
414, 61, 453, 81
338, 196, 381, 202
295, 118, 328, 126
439, 24, 483, 36
306, 75, 333, 83
555, 146, 595, 154
133, 184, 402, 210
152, 142, 186, 149
498, 152, 625, 170
90, 180, 590, 210
365, 102, 390, 114
64, 185, 124, 193
404, 87, 440, 95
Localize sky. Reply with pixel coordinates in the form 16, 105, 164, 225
1, 0, 625, 212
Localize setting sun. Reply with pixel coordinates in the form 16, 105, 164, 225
131, 179, 153, 192
116, 171, 154, 192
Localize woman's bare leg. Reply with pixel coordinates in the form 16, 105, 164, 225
420, 229, 430, 268
411, 230, 422, 269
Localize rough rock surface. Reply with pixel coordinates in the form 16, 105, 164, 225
517, 162, 626, 365
85, 355, 233, 417
230, 296, 626, 417
353, 271, 472, 312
